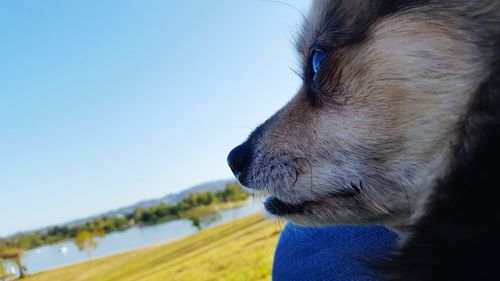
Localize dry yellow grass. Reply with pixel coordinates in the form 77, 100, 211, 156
24, 214, 282, 281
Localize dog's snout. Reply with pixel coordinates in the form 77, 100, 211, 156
227, 142, 252, 186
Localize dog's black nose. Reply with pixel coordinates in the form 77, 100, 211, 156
227, 142, 252, 186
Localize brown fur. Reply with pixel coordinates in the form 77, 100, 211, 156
229, 0, 500, 228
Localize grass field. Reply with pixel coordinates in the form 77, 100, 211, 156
24, 214, 282, 281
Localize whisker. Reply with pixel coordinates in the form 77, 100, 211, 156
396, 176, 413, 220
226, 125, 254, 130
293, 156, 314, 194
256, 0, 307, 21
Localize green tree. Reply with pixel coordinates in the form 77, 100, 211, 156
132, 207, 146, 223
74, 230, 104, 259
182, 194, 197, 208
140, 209, 157, 224
189, 215, 202, 230
225, 183, 249, 201
0, 258, 13, 281
0, 246, 26, 279
206, 192, 216, 204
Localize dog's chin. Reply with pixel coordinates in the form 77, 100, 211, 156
263, 191, 359, 226
263, 196, 336, 226
263, 196, 308, 216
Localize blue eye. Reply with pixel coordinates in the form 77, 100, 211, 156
311, 50, 327, 75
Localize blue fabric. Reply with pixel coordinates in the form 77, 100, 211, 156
273, 224, 398, 281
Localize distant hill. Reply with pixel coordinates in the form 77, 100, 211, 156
64, 179, 235, 228
102, 179, 236, 217
8, 179, 237, 237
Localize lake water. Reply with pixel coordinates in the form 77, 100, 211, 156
12, 200, 265, 275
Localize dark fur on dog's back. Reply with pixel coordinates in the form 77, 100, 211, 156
382, 39, 500, 281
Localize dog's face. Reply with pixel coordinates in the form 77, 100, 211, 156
228, 0, 493, 225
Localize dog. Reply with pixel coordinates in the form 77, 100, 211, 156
228, 0, 500, 280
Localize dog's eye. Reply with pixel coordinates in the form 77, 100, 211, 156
311, 50, 327, 76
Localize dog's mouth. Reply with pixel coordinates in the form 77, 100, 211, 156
264, 191, 358, 216
264, 196, 309, 216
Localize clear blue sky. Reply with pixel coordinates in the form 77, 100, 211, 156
0, 0, 309, 236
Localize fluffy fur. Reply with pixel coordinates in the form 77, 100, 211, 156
228, 0, 500, 279
381, 39, 500, 281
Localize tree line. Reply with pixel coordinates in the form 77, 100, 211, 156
0, 182, 248, 278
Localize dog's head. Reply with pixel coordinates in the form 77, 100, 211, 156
228, 0, 499, 225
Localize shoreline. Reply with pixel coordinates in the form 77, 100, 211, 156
19, 199, 259, 275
